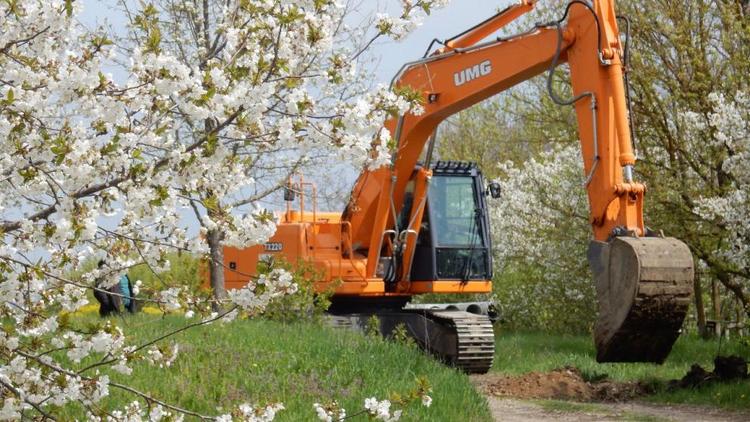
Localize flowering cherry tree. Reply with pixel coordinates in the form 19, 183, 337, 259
106, 0, 442, 306
687, 92, 750, 314
0, 0, 447, 418
489, 146, 596, 331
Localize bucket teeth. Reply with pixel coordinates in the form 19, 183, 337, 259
589, 237, 694, 363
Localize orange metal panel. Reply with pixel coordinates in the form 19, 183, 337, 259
444, 1, 536, 50
224, 223, 308, 289
314, 280, 385, 295
566, 2, 644, 239
409, 281, 492, 294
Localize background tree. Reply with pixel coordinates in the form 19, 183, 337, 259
621, 0, 750, 323
104, 0, 452, 309
488, 147, 594, 332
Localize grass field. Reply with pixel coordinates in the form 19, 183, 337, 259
52, 307, 750, 420
56, 314, 492, 421
492, 330, 750, 409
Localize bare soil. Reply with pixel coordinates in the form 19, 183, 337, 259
471, 366, 650, 402
471, 368, 750, 422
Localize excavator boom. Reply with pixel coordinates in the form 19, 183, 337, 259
342, 0, 694, 363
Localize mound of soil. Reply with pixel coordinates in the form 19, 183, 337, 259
669, 355, 748, 389
474, 356, 749, 404
473, 366, 652, 402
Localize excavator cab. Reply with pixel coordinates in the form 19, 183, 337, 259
410, 161, 493, 282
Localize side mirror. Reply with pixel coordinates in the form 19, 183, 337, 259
283, 184, 295, 201
488, 182, 501, 199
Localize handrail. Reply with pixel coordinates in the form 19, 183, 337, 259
340, 221, 366, 281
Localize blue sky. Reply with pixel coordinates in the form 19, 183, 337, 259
368, 1, 511, 82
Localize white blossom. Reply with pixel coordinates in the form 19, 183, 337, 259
689, 92, 750, 270
421, 395, 432, 408
145, 344, 180, 369
364, 397, 401, 421
489, 146, 595, 330
312, 402, 345, 422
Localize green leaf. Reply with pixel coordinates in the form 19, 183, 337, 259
100, 138, 119, 156
50, 135, 72, 165
202, 132, 218, 157
203, 195, 219, 212
149, 185, 169, 207
142, 3, 158, 19
198, 87, 216, 105
91, 35, 114, 50
64, 0, 73, 17
18, 167, 37, 182
97, 72, 108, 90
145, 27, 162, 54
91, 120, 107, 135
43, 223, 56, 239
154, 124, 168, 136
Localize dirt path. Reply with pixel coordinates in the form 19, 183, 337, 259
471, 371, 750, 422
483, 396, 750, 422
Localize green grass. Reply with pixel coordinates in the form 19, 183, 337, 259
493, 330, 750, 409
57, 315, 492, 421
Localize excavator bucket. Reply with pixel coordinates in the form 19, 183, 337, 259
588, 237, 694, 363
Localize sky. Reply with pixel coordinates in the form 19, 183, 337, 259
366, 1, 512, 83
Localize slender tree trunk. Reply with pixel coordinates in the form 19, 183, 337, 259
712, 279, 722, 336
738, 298, 747, 337
200, 0, 222, 312
694, 275, 707, 337
207, 226, 225, 311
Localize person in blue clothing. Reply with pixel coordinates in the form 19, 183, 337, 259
94, 260, 137, 316
118, 273, 137, 313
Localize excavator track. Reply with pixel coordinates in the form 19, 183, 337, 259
427, 311, 495, 373
326, 308, 495, 374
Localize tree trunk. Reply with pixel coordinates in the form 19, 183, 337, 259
694, 275, 708, 338
737, 298, 747, 337
712, 279, 722, 336
207, 227, 225, 312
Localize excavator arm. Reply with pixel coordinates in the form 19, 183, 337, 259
343, 0, 694, 363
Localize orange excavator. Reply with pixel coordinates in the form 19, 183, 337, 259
221, 0, 694, 373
